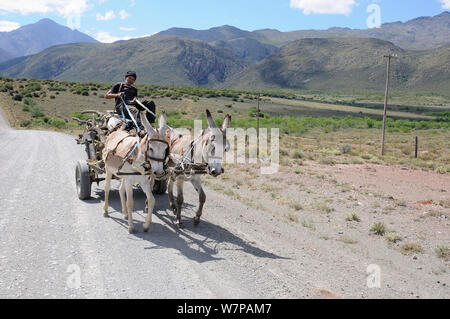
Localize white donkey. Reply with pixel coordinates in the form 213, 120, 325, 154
102, 112, 169, 233
167, 110, 231, 228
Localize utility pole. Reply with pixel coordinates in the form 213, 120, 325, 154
415, 136, 418, 159
381, 53, 397, 156
359, 111, 363, 154
256, 94, 261, 157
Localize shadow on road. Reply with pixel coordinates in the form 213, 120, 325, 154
91, 187, 289, 264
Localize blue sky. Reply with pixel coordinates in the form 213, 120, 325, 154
0, 0, 449, 42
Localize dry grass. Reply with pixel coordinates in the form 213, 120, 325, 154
286, 213, 299, 223
435, 245, 450, 261
336, 236, 358, 244
314, 202, 335, 214
345, 212, 361, 222
301, 218, 316, 230
399, 243, 424, 255
385, 232, 403, 243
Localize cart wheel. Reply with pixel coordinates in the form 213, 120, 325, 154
76, 160, 91, 200
153, 179, 167, 194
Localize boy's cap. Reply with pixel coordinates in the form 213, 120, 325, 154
125, 71, 137, 79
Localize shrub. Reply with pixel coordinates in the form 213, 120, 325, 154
13, 94, 23, 101
340, 144, 352, 154
400, 243, 424, 255
435, 245, 449, 260
345, 212, 361, 222
48, 117, 67, 129
248, 107, 257, 117
23, 98, 36, 106
370, 222, 386, 236
319, 157, 335, 165
280, 149, 289, 157
31, 107, 44, 118
20, 120, 31, 127
301, 218, 315, 230
292, 151, 303, 159
385, 232, 402, 243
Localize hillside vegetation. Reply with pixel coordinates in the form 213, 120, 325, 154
223, 38, 450, 94
2, 36, 449, 94
0, 36, 247, 88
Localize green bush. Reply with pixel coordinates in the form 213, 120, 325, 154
13, 94, 23, 101
340, 144, 352, 154
48, 117, 67, 129
71, 111, 92, 121
23, 98, 36, 106
20, 120, 31, 127
31, 107, 44, 118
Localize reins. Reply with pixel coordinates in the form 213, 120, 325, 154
120, 95, 140, 133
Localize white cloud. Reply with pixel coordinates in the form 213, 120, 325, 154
130, 0, 136, 7
120, 27, 136, 31
440, 0, 450, 9
94, 31, 131, 43
94, 31, 151, 43
290, 0, 356, 15
96, 10, 115, 21
119, 10, 131, 20
0, 0, 91, 17
0, 20, 21, 31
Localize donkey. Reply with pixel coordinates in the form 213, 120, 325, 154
167, 110, 231, 228
102, 112, 169, 233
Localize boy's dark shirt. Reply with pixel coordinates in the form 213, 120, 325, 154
110, 82, 138, 111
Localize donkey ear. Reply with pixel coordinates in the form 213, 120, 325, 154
222, 114, 231, 132
206, 109, 217, 128
158, 111, 167, 136
140, 111, 155, 136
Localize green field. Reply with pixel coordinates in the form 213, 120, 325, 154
1, 77, 448, 173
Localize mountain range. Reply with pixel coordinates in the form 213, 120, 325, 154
157, 12, 450, 62
223, 38, 450, 93
0, 36, 247, 87
0, 18, 97, 63
0, 12, 449, 93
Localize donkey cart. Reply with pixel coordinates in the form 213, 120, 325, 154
74, 110, 167, 200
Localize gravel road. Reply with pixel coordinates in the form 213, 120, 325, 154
0, 112, 447, 299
